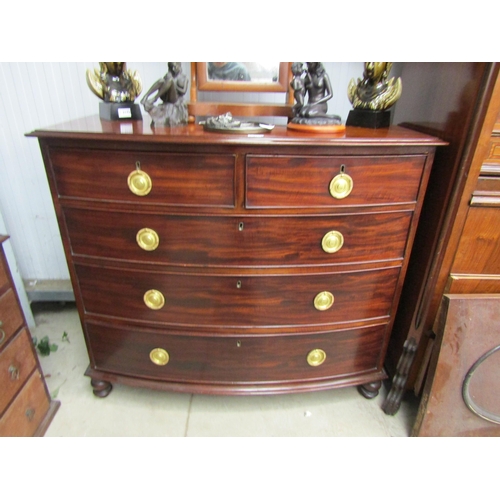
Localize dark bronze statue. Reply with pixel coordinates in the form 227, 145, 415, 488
290, 62, 341, 125
348, 62, 402, 111
141, 62, 188, 127
86, 62, 142, 103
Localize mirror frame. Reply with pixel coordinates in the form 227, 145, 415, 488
195, 62, 291, 92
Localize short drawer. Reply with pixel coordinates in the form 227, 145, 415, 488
64, 207, 412, 267
474, 176, 500, 195
76, 264, 400, 328
49, 149, 236, 207
0, 289, 25, 351
246, 154, 426, 208
0, 328, 37, 412
486, 138, 500, 163
0, 369, 50, 437
86, 321, 387, 384
471, 175, 500, 207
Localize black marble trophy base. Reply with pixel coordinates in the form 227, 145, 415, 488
99, 102, 142, 121
346, 109, 392, 129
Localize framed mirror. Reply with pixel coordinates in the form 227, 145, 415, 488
188, 62, 294, 122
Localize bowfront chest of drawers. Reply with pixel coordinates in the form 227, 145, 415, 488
29, 117, 443, 399
0, 236, 59, 436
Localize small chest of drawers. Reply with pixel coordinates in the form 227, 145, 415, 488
0, 236, 59, 436
29, 118, 443, 399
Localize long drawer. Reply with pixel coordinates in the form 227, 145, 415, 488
76, 264, 400, 327
246, 154, 426, 208
65, 207, 412, 267
49, 149, 236, 207
86, 321, 387, 384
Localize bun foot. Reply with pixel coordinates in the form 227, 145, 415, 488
91, 378, 113, 398
358, 380, 382, 399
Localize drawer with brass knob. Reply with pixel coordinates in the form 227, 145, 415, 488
49, 149, 236, 207
76, 263, 399, 328
246, 154, 426, 208
0, 368, 50, 437
64, 207, 412, 267
86, 321, 387, 386
0, 329, 37, 413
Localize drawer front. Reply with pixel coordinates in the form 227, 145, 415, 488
50, 149, 236, 207
64, 207, 412, 267
0, 329, 37, 412
0, 289, 25, 350
452, 207, 500, 275
486, 138, 500, 163
86, 321, 386, 383
76, 264, 400, 327
0, 257, 8, 291
474, 176, 500, 195
246, 154, 426, 208
0, 369, 50, 437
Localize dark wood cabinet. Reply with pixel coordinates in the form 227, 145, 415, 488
383, 63, 500, 420
28, 119, 443, 399
0, 236, 59, 436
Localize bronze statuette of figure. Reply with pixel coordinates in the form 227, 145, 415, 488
141, 62, 188, 127
288, 62, 344, 134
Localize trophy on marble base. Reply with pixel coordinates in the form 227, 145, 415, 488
86, 62, 143, 121
347, 63, 402, 128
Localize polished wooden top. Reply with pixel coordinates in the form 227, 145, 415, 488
27, 115, 447, 147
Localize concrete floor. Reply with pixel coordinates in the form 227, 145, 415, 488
31, 302, 419, 437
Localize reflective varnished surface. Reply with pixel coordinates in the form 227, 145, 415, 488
28, 115, 445, 146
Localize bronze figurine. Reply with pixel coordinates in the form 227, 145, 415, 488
290, 62, 341, 126
348, 62, 402, 111
141, 62, 188, 127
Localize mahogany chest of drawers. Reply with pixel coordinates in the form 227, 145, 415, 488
29, 117, 443, 399
0, 236, 59, 436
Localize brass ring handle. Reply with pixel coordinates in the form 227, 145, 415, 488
314, 291, 334, 311
9, 365, 20, 381
0, 328, 5, 345
329, 173, 353, 199
136, 228, 159, 251
143, 289, 165, 310
128, 170, 152, 196
150, 348, 170, 366
307, 349, 326, 367
321, 230, 344, 254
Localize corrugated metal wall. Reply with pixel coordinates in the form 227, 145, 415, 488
0, 62, 169, 285
0, 62, 364, 296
